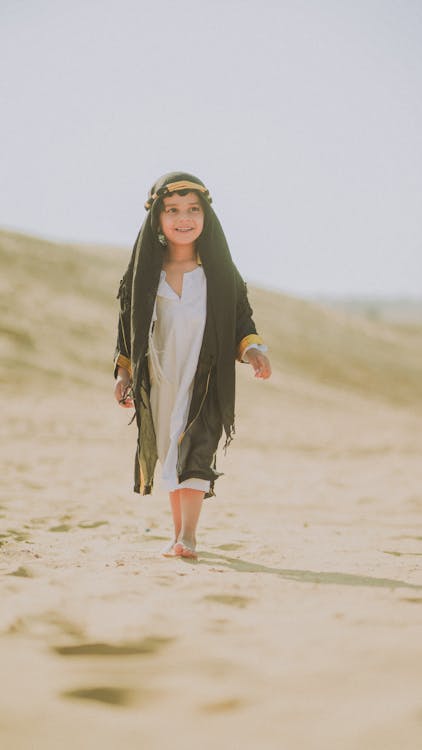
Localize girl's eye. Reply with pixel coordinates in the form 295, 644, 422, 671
190, 206, 200, 212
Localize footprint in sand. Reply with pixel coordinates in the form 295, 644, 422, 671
7, 566, 34, 578
49, 524, 72, 532
216, 543, 243, 551
62, 686, 134, 707
52, 636, 174, 657
203, 594, 252, 609
200, 697, 245, 713
383, 550, 422, 557
77, 521, 109, 529
22, 480, 44, 491
5, 529, 31, 542
28, 517, 50, 528
48, 513, 78, 532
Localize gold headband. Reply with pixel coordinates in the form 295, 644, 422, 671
145, 180, 210, 210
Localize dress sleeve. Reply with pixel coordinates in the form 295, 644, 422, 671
234, 265, 266, 362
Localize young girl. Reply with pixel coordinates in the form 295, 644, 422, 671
113, 172, 271, 559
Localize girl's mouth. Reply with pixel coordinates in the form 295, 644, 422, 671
176, 228, 193, 232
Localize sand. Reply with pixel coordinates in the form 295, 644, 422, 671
1, 230, 422, 749
2, 375, 422, 749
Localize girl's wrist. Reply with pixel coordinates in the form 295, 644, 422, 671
116, 367, 131, 382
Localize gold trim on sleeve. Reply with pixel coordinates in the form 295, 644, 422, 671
114, 353, 132, 377
237, 334, 265, 362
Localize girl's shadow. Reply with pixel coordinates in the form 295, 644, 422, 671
195, 551, 422, 591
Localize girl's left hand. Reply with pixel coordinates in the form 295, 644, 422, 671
244, 350, 272, 379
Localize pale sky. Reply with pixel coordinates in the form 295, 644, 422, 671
1, 0, 421, 295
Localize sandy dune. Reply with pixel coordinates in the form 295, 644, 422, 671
1, 229, 422, 749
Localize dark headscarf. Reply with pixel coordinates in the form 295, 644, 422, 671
127, 171, 237, 444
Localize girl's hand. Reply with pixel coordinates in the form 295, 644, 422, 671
244, 350, 272, 379
114, 371, 134, 408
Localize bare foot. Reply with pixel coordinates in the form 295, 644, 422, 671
161, 541, 178, 558
174, 539, 198, 559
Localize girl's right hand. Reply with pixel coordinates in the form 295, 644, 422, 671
114, 373, 134, 408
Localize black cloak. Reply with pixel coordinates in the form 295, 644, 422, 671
114, 171, 264, 494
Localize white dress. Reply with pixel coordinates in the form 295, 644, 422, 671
148, 266, 210, 493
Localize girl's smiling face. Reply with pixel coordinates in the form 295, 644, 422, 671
159, 192, 204, 247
